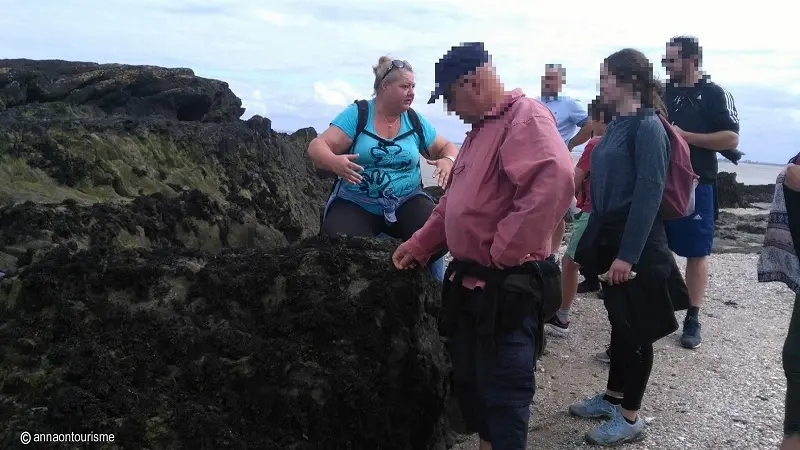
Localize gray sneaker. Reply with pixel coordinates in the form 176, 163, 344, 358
585, 407, 645, 446
568, 392, 617, 419
681, 315, 702, 349
595, 347, 611, 363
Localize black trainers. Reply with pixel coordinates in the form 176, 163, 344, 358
681, 315, 702, 349
577, 279, 600, 293
545, 315, 570, 336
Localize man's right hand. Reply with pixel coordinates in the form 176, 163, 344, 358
785, 164, 800, 192
330, 154, 364, 184
392, 242, 421, 270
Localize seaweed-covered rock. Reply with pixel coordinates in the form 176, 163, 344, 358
0, 236, 450, 450
0, 58, 454, 450
0, 58, 332, 271
716, 171, 774, 208
0, 58, 244, 121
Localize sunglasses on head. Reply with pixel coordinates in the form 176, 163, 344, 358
380, 59, 411, 83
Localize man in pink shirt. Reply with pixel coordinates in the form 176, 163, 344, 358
392, 42, 575, 450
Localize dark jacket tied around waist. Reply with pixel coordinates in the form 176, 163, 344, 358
439, 257, 562, 359
574, 210, 691, 345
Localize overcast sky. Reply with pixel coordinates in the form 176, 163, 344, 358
4, 0, 797, 163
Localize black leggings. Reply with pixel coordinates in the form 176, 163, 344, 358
784, 294, 800, 436
605, 308, 655, 411
321, 196, 446, 261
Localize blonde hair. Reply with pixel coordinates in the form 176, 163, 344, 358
372, 56, 413, 95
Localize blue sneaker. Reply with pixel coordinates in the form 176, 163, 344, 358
681, 315, 702, 349
568, 392, 617, 419
585, 407, 645, 446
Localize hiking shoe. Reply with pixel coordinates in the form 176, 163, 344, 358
545, 315, 570, 336
577, 279, 600, 293
681, 315, 702, 349
568, 392, 617, 419
595, 347, 611, 363
585, 407, 645, 446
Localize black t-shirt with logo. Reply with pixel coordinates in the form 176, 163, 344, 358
663, 76, 740, 184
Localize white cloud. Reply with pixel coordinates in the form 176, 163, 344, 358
254, 8, 314, 27
787, 110, 800, 124
313, 80, 368, 107
1, 0, 797, 162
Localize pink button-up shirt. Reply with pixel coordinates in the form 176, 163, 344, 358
407, 88, 575, 288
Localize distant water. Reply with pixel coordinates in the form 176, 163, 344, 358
420, 153, 781, 188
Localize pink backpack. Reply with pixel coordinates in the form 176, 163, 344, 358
627, 112, 699, 220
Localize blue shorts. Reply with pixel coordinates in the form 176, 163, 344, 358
664, 182, 716, 257
447, 288, 536, 448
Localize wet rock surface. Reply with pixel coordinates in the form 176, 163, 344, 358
0, 58, 244, 122
713, 206, 769, 254
0, 59, 452, 450
0, 58, 332, 270
0, 236, 450, 450
717, 171, 773, 208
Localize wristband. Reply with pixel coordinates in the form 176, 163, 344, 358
444, 155, 456, 163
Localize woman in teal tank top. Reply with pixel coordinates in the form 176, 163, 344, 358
307, 56, 460, 279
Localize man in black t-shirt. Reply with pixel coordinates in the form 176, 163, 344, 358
662, 36, 740, 350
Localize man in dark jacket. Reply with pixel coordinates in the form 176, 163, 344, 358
662, 35, 741, 349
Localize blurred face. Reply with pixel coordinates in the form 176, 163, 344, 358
444, 72, 484, 124
380, 70, 416, 111
541, 67, 563, 96
662, 43, 692, 83
599, 64, 624, 107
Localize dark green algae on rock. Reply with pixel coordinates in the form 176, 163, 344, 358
0, 59, 452, 449
0, 237, 450, 450
0, 59, 336, 271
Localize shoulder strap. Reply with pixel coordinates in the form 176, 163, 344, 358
405, 107, 430, 158
625, 113, 648, 162
350, 99, 369, 154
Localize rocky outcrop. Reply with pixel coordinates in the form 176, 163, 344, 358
0, 59, 332, 271
0, 59, 452, 450
0, 236, 450, 450
716, 171, 774, 208
0, 59, 244, 121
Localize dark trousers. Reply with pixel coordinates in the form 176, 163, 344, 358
447, 287, 537, 450
604, 287, 655, 411
579, 264, 599, 286
321, 196, 434, 240
321, 196, 446, 266
785, 294, 800, 436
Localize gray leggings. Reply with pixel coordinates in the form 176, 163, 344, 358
785, 294, 800, 436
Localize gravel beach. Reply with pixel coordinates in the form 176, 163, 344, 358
446, 209, 791, 450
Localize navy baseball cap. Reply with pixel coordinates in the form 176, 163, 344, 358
427, 42, 490, 104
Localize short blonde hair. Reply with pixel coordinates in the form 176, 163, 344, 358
372, 56, 413, 95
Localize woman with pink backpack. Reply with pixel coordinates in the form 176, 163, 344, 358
566, 48, 691, 446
